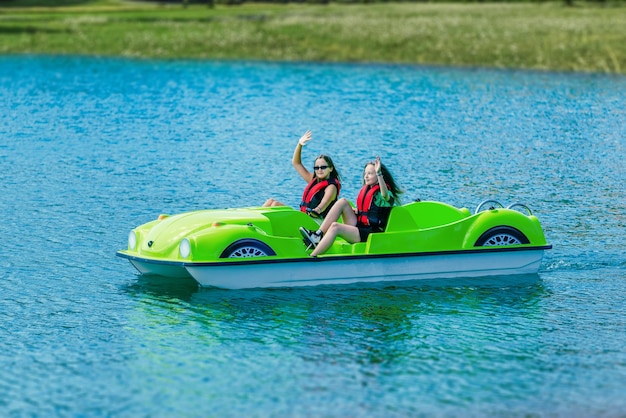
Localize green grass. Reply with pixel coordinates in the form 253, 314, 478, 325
1, 1, 624, 73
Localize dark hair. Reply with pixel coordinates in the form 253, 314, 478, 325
363, 161, 403, 204
312, 154, 342, 182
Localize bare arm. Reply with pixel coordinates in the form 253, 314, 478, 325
293, 130, 313, 182
375, 156, 390, 201
312, 184, 338, 215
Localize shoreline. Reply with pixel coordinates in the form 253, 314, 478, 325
5, 52, 625, 78
1, 2, 624, 74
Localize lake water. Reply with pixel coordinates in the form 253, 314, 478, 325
1, 55, 625, 417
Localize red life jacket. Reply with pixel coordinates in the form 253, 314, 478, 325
356, 184, 393, 228
300, 178, 341, 217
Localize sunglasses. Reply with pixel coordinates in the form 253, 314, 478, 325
314, 165, 329, 171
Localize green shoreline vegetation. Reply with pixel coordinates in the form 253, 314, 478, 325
1, 0, 624, 74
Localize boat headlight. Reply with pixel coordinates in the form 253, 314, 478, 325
179, 238, 191, 259
128, 230, 137, 250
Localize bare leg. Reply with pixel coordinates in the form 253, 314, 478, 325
311, 223, 361, 257
317, 198, 357, 234
263, 198, 285, 207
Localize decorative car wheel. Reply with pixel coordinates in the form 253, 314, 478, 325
475, 226, 529, 246
220, 239, 276, 258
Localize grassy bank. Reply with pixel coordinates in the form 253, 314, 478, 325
1, 1, 624, 73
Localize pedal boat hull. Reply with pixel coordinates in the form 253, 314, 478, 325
183, 246, 549, 289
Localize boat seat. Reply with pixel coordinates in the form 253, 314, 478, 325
351, 242, 366, 254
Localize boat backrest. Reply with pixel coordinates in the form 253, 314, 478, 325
385, 201, 471, 232
263, 207, 319, 236
385, 206, 418, 232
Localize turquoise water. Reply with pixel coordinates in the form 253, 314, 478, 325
1, 55, 625, 416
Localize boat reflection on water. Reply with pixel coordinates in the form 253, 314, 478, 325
122, 273, 547, 375
125, 272, 543, 304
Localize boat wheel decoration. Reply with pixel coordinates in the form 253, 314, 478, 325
481, 233, 523, 246
220, 239, 277, 259
475, 226, 529, 247
229, 245, 270, 258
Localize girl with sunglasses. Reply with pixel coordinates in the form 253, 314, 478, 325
300, 156, 403, 257
263, 131, 342, 219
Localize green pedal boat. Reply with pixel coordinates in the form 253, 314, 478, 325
117, 200, 551, 289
